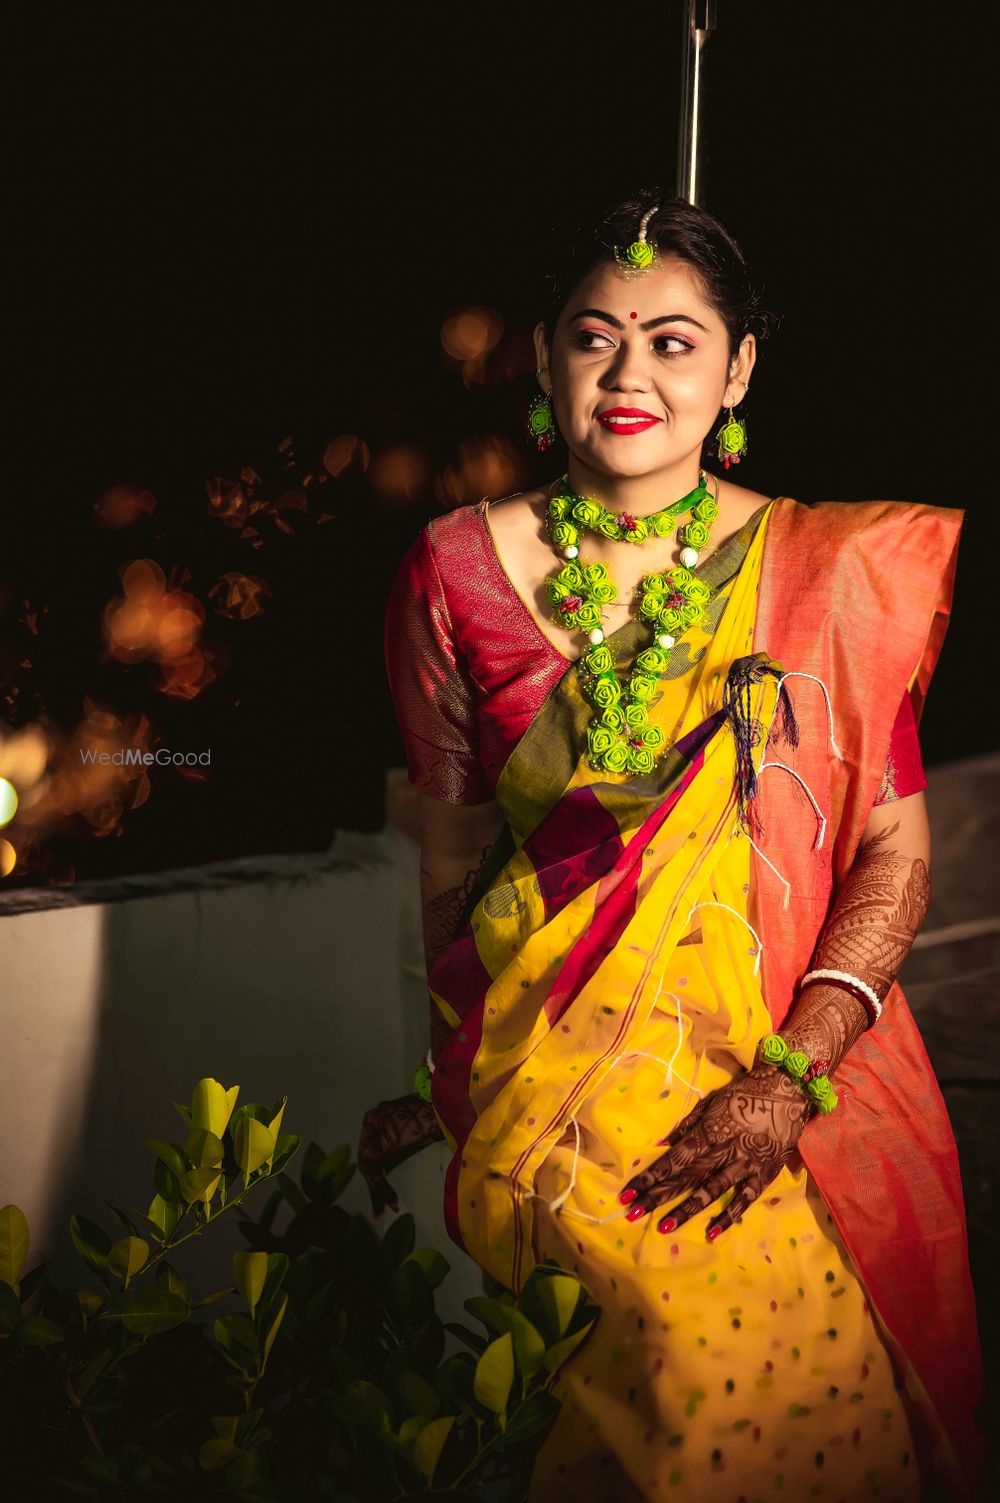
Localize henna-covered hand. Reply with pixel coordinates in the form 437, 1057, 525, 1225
357, 1093, 444, 1217
617, 1062, 816, 1241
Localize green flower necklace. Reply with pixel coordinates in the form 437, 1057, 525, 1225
544, 472, 721, 776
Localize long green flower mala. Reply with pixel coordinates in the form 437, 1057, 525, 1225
544, 472, 721, 776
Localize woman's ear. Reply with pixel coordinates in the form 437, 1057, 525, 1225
724, 333, 757, 406
532, 321, 552, 393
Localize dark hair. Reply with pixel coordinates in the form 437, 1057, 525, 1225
539, 188, 777, 358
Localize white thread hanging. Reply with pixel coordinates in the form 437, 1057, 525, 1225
773, 670, 845, 761
741, 824, 791, 911
528, 977, 705, 1223
756, 759, 827, 851
687, 899, 764, 976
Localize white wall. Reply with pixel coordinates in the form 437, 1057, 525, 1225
0, 821, 485, 1320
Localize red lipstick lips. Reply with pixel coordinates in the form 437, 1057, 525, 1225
596, 406, 661, 435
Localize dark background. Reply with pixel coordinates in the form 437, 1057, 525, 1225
6, 1, 996, 882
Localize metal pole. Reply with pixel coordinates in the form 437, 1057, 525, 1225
676, 0, 718, 206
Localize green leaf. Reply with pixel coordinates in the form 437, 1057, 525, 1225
184, 1127, 225, 1169
211, 1415, 240, 1442
464, 1295, 510, 1336
70, 1214, 111, 1277
0, 1205, 29, 1288
345, 1380, 395, 1430
144, 1194, 178, 1240
495, 1307, 546, 1381
397, 1414, 425, 1445
381, 1212, 415, 1271
107, 1236, 149, 1283
199, 1436, 242, 1472
81, 1453, 120, 1484
16, 1314, 65, 1346
412, 1413, 455, 1481
262, 1098, 287, 1170
397, 1369, 441, 1418
107, 1289, 189, 1335
533, 1272, 581, 1342
270, 1134, 301, 1176
0, 1280, 23, 1334
234, 1117, 275, 1180
75, 1348, 115, 1399
403, 1247, 450, 1291
443, 1320, 487, 1355
502, 1388, 561, 1446
104, 1202, 141, 1238
153, 1157, 183, 1205
259, 1252, 289, 1313
179, 1167, 222, 1205
262, 1293, 287, 1364
190, 1078, 240, 1139
214, 1311, 259, 1361
144, 1138, 188, 1179
543, 1317, 597, 1376
155, 1260, 187, 1300
233, 1251, 268, 1317
473, 1332, 514, 1414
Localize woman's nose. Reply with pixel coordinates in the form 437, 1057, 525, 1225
603, 342, 653, 391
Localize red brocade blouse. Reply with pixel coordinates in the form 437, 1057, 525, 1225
386, 499, 927, 808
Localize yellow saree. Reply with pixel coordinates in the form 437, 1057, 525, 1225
427, 503, 922, 1501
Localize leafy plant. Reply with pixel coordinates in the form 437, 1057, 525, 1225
0, 1078, 600, 1501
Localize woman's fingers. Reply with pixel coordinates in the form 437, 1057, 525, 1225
655, 1167, 743, 1235
704, 1177, 762, 1239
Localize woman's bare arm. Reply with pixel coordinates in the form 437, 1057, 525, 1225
420, 793, 505, 1056
776, 788, 932, 1072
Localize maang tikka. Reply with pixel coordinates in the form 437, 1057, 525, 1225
614, 204, 662, 278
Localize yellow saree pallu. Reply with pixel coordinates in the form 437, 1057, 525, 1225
427, 504, 922, 1502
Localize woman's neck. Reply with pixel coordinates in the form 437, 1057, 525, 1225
562, 455, 705, 516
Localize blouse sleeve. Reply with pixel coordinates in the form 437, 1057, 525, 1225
872, 687, 928, 805
384, 526, 493, 805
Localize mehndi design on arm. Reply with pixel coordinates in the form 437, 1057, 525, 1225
782, 819, 931, 1074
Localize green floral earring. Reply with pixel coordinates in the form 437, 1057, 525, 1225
527, 389, 556, 453
716, 381, 749, 470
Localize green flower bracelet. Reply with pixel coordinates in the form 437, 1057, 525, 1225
758, 1032, 839, 1115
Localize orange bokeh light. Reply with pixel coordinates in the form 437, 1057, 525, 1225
92, 483, 158, 529
441, 306, 504, 362
323, 435, 371, 478
370, 444, 433, 507
121, 558, 167, 603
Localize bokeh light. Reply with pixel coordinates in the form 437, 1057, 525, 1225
208, 572, 271, 620
0, 777, 18, 827
441, 306, 504, 363
435, 434, 528, 509
92, 483, 158, 529
370, 444, 433, 508
323, 435, 371, 478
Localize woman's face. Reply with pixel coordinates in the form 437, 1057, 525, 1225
534, 255, 754, 480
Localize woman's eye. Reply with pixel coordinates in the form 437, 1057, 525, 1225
574, 331, 615, 350
654, 334, 693, 356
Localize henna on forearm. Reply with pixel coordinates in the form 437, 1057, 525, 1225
421, 842, 494, 1058
421, 843, 493, 971
779, 819, 931, 1073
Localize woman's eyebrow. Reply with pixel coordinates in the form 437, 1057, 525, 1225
569, 307, 709, 333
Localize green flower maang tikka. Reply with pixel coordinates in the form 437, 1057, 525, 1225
613, 204, 661, 280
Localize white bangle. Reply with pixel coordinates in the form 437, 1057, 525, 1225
425, 1047, 436, 1075
800, 968, 883, 1026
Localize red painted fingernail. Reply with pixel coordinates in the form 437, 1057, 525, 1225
656, 1136, 669, 1146
707, 1225, 722, 1241
619, 1187, 638, 1205
626, 1202, 648, 1221
658, 1216, 677, 1234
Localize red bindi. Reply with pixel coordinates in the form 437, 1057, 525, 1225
629, 311, 638, 319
